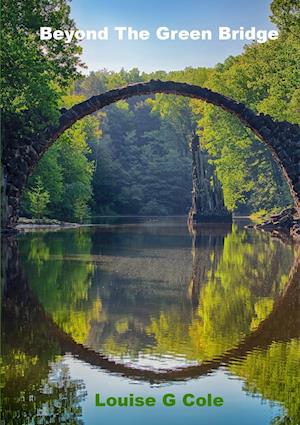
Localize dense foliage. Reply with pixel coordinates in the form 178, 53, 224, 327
271, 0, 300, 36
2, 0, 299, 220
22, 93, 97, 221
76, 69, 198, 216
1, 0, 82, 127
0, 0, 97, 221
194, 34, 299, 212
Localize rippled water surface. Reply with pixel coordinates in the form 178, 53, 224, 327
2, 218, 300, 424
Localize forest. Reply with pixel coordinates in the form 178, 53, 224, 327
1, 0, 299, 222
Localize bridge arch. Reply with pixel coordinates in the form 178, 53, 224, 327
3, 80, 300, 229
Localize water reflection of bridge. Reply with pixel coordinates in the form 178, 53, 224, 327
2, 235, 299, 384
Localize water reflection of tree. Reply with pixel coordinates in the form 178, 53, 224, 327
228, 246, 300, 425
187, 226, 294, 359
1, 235, 88, 424
230, 339, 300, 425
6, 227, 298, 424
19, 230, 103, 344
2, 355, 86, 425
20, 226, 295, 363
122, 226, 294, 361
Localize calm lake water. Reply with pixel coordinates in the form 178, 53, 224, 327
2, 217, 300, 424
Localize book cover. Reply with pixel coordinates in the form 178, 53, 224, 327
1, 1, 300, 424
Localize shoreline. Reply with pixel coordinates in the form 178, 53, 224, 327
12, 213, 300, 242
16, 218, 82, 231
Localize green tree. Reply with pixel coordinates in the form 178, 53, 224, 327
1, 0, 91, 222
1, 0, 82, 120
271, 0, 300, 37
194, 35, 299, 212
27, 177, 50, 218
21, 93, 97, 222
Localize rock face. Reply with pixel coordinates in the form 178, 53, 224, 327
2, 80, 300, 233
188, 135, 232, 225
252, 208, 300, 241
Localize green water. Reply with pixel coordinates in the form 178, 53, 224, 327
2, 218, 300, 424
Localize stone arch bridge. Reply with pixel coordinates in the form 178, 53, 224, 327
2, 80, 300, 230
